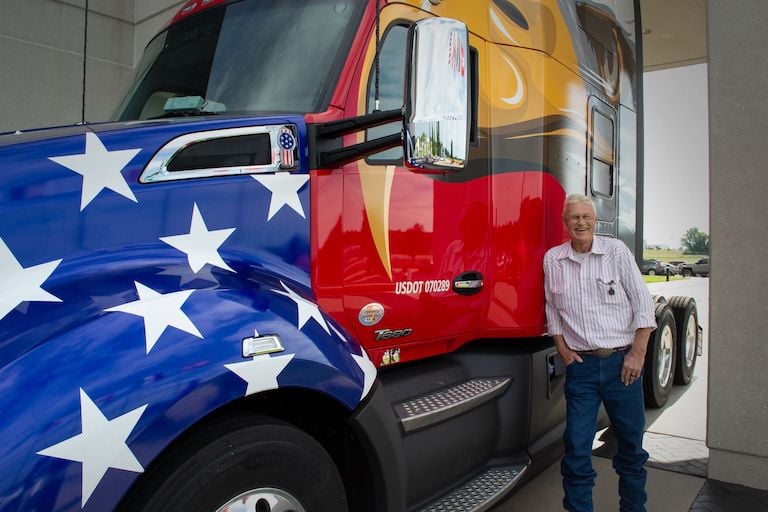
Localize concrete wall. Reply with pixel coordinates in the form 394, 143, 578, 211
707, 0, 768, 491
0, 0, 181, 133
0, 0, 134, 131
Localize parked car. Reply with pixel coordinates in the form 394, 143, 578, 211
641, 259, 677, 275
679, 258, 710, 277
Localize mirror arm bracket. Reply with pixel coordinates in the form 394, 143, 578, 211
314, 109, 402, 139
314, 133, 401, 169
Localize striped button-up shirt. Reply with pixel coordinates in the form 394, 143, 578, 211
543, 236, 656, 351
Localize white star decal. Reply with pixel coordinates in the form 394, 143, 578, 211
274, 281, 330, 334
37, 389, 147, 507
352, 352, 377, 401
49, 132, 141, 211
160, 203, 236, 273
105, 282, 202, 353
252, 173, 309, 221
329, 321, 349, 344
225, 353, 295, 396
0, 237, 62, 321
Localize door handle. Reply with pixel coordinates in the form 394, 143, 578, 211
452, 271, 484, 295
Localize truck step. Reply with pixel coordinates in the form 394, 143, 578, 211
417, 464, 528, 512
394, 377, 510, 433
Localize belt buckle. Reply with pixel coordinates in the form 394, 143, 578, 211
593, 348, 615, 358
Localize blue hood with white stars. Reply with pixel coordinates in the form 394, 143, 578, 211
0, 117, 376, 511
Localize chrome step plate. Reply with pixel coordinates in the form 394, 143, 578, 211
417, 464, 528, 512
394, 377, 510, 433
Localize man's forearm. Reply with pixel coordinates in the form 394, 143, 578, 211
630, 327, 652, 357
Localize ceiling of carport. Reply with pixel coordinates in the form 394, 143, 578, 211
640, 0, 707, 71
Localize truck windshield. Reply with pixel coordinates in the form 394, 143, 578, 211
114, 0, 364, 121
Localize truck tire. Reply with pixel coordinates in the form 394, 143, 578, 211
668, 296, 699, 385
682, 268, 692, 277
643, 303, 677, 408
118, 415, 348, 512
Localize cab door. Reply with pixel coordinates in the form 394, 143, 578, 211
340, 10, 489, 366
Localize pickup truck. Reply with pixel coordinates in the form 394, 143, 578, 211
679, 258, 710, 277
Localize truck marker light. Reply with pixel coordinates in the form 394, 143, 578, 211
242, 331, 285, 357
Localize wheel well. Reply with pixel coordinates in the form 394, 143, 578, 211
237, 389, 376, 511
121, 389, 376, 512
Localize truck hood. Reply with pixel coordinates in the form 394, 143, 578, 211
0, 115, 311, 369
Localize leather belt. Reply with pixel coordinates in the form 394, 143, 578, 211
576, 346, 631, 358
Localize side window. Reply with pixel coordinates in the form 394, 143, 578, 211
366, 24, 408, 162
591, 109, 615, 198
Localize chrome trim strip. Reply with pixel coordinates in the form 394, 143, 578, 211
140, 125, 297, 183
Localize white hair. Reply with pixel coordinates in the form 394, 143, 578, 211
562, 194, 596, 220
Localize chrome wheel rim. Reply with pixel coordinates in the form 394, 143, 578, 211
215, 488, 306, 512
658, 324, 674, 388
685, 316, 697, 367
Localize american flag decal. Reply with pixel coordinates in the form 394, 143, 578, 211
448, 31, 466, 78
278, 127, 296, 169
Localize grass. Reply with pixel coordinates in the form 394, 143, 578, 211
643, 275, 685, 283
643, 249, 707, 264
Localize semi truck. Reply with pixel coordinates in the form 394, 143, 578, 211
0, 1, 701, 511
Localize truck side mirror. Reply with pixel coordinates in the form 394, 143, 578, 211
403, 18, 470, 172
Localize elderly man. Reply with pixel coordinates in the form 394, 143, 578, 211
543, 194, 657, 512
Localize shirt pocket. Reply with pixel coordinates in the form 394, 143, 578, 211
596, 274, 623, 304
550, 273, 569, 310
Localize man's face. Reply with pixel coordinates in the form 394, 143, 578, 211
564, 202, 596, 246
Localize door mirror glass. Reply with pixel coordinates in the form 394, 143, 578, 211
403, 18, 470, 172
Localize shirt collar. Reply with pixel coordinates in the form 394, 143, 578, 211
556, 235, 607, 261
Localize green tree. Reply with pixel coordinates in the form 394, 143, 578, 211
680, 227, 709, 254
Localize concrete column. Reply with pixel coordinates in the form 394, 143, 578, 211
707, 0, 768, 490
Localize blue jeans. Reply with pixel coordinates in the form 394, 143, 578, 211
562, 351, 648, 512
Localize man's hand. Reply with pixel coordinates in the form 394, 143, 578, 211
554, 335, 583, 366
622, 327, 652, 386
621, 349, 645, 386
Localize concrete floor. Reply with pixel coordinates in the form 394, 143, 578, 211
494, 278, 710, 511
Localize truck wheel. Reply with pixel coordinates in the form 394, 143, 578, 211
118, 415, 348, 512
643, 304, 677, 408
682, 268, 692, 277
648, 269, 656, 276
668, 296, 698, 385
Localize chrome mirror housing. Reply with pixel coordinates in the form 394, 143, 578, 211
403, 18, 470, 172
